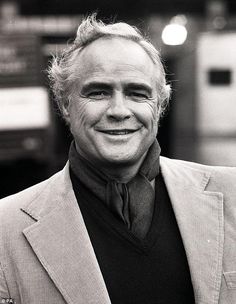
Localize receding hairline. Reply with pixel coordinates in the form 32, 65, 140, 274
75, 35, 158, 64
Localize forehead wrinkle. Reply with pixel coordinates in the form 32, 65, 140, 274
78, 60, 154, 81
82, 74, 154, 85
78, 63, 156, 87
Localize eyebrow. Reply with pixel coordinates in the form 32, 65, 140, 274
81, 82, 112, 94
80, 81, 153, 95
124, 83, 153, 95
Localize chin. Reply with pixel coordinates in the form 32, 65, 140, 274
101, 152, 143, 166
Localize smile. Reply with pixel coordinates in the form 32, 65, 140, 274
98, 129, 137, 135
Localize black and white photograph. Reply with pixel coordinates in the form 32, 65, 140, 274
0, 1, 236, 303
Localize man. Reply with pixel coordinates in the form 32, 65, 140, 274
0, 15, 236, 304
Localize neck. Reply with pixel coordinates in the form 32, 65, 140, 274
76, 149, 147, 183
98, 154, 147, 183
72, 140, 160, 184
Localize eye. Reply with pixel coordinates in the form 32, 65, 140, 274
87, 90, 111, 100
128, 91, 150, 102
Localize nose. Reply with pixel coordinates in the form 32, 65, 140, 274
106, 92, 132, 121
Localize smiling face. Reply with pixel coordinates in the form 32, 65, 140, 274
66, 37, 160, 173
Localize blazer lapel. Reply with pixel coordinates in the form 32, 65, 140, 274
22, 164, 111, 304
160, 157, 224, 304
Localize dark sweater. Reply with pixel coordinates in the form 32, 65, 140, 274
70, 168, 195, 304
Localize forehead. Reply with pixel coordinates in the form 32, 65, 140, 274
73, 37, 157, 86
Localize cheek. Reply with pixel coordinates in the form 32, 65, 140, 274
68, 100, 106, 133
131, 100, 158, 128
68, 101, 88, 138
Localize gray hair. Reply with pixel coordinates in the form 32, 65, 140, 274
48, 14, 171, 121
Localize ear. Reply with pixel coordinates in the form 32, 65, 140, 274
62, 104, 69, 117
156, 102, 162, 122
61, 102, 71, 124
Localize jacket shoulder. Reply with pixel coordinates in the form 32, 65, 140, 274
160, 156, 236, 172
160, 156, 236, 190
0, 169, 63, 218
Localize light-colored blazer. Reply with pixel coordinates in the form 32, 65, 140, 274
0, 157, 236, 304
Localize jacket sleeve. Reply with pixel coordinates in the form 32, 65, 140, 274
0, 261, 10, 299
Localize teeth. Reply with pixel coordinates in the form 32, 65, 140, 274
107, 131, 131, 135
105, 130, 133, 135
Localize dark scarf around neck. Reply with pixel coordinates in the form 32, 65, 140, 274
69, 139, 161, 239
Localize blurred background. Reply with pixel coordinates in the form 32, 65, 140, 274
0, 0, 236, 198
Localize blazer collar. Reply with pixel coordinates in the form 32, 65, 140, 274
160, 157, 224, 304
21, 162, 111, 304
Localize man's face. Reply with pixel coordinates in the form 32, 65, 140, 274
67, 37, 160, 168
